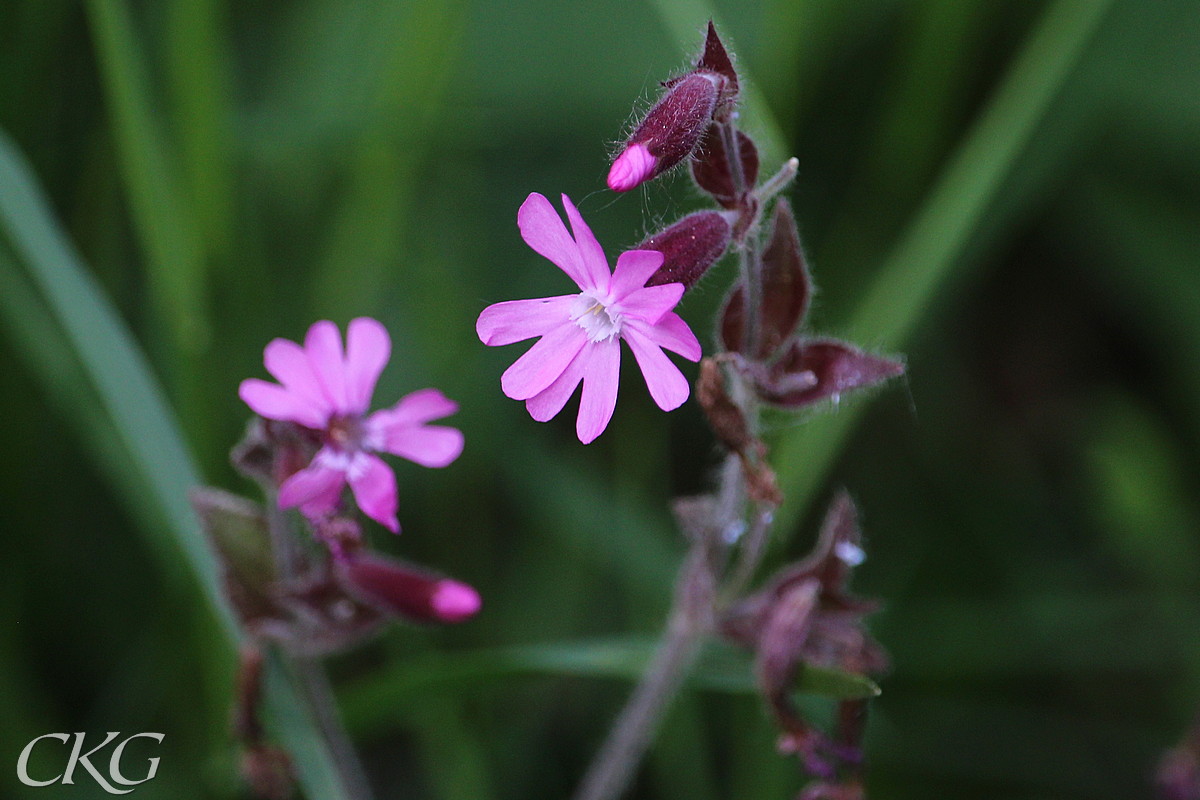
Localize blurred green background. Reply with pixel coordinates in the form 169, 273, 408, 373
2, 0, 1199, 798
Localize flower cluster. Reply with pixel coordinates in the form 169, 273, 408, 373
205, 20, 911, 800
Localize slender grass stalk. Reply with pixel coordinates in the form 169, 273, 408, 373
165, 0, 236, 259
84, 0, 210, 354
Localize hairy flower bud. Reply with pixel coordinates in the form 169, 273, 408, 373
640, 210, 732, 290
607, 22, 740, 191
338, 553, 481, 624
608, 72, 719, 192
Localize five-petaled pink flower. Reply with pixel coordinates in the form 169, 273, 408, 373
239, 318, 463, 532
477, 193, 702, 443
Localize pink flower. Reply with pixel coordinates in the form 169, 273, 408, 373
239, 318, 464, 532
476, 193, 702, 443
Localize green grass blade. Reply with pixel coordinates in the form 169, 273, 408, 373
166, 0, 236, 259
311, 0, 468, 321
0, 245, 160, 539
0, 129, 357, 800
84, 0, 210, 354
772, 0, 1116, 536
341, 637, 878, 739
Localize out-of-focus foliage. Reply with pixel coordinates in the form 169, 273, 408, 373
1, 1, 1198, 798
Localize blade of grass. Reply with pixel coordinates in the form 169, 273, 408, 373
772, 0, 1116, 536
84, 0, 210, 355
341, 637, 879, 740
311, 0, 468, 320
0, 129, 358, 800
0, 245, 153, 537
166, 0, 236, 259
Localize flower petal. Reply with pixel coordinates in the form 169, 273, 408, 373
380, 424, 464, 468
501, 322, 588, 401
607, 143, 658, 192
576, 338, 621, 444
264, 337, 329, 414
560, 194, 611, 293
344, 317, 390, 414
348, 454, 399, 533
372, 388, 459, 428
623, 327, 691, 411
517, 193, 589, 290
617, 283, 685, 325
525, 342, 590, 422
367, 389, 462, 467
625, 313, 702, 361
476, 295, 577, 346
610, 249, 664, 300
304, 320, 350, 413
239, 378, 327, 428
278, 459, 346, 514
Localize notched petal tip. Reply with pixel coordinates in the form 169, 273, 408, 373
607, 144, 657, 192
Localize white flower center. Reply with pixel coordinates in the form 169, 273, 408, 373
570, 292, 622, 342
314, 447, 372, 480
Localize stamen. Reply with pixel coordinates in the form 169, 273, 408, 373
570, 293, 622, 342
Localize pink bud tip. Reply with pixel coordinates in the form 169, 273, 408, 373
607, 143, 657, 192
430, 580, 482, 622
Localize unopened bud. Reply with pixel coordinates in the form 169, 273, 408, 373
607, 144, 657, 192
338, 553, 481, 624
608, 72, 720, 192
640, 211, 732, 289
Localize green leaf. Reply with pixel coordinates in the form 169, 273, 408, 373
341, 637, 878, 739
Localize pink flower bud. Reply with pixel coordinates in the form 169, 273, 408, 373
640, 210, 732, 290
609, 72, 720, 191
607, 144, 657, 192
338, 553, 481, 625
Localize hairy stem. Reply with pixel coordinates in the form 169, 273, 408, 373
264, 495, 376, 800
722, 120, 764, 354
573, 111, 782, 800
572, 548, 715, 800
